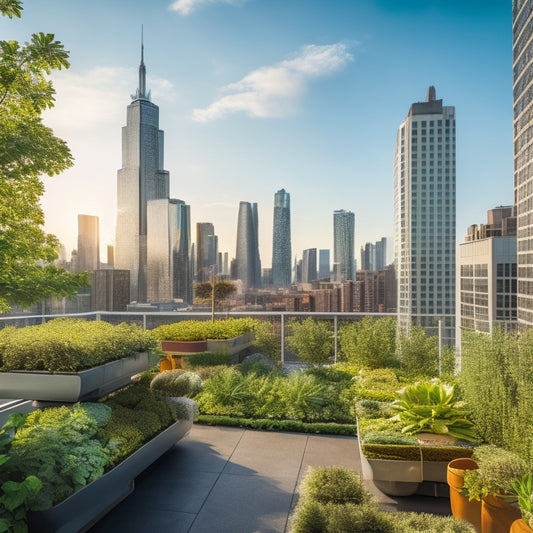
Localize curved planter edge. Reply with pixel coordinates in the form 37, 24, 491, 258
0, 352, 155, 402
27, 416, 193, 533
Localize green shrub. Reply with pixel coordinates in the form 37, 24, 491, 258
338, 317, 397, 369
461, 328, 533, 463
398, 326, 439, 377
299, 466, 368, 505
236, 359, 272, 376
152, 318, 257, 341
463, 445, 528, 500
78, 403, 112, 428
304, 366, 353, 383
286, 318, 334, 364
394, 511, 476, 532
251, 320, 281, 361
511, 473, 533, 529
184, 351, 231, 368
0, 318, 156, 372
290, 499, 327, 533
192, 365, 227, 381
150, 370, 203, 398
324, 502, 395, 533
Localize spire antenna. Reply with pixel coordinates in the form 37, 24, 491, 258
132, 25, 150, 101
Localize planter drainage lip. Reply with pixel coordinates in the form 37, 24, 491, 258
0, 352, 154, 402
27, 416, 193, 533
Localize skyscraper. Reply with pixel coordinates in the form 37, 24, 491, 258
196, 222, 217, 281
115, 40, 169, 302
333, 209, 355, 281
513, 1, 533, 327
394, 86, 456, 343
375, 237, 387, 271
318, 249, 330, 280
235, 201, 261, 289
76, 214, 100, 272
302, 248, 317, 283
272, 189, 292, 288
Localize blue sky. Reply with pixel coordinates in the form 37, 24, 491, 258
1, 0, 512, 267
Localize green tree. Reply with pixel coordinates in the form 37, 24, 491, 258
398, 325, 439, 377
286, 317, 334, 365
0, 0, 88, 312
194, 280, 237, 321
338, 317, 397, 369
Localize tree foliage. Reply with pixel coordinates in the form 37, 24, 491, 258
338, 317, 397, 369
286, 317, 334, 365
398, 325, 439, 377
0, 1, 88, 312
194, 280, 237, 302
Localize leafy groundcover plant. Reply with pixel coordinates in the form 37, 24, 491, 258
152, 318, 258, 342
0, 380, 189, 531
290, 466, 476, 533
0, 318, 157, 372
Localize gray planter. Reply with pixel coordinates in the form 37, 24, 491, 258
206, 332, 254, 355
0, 352, 156, 402
27, 416, 193, 533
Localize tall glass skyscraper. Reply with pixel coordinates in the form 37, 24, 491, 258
513, 0, 533, 327
333, 209, 355, 281
235, 201, 262, 289
393, 87, 456, 344
76, 214, 100, 273
196, 222, 217, 281
272, 189, 292, 287
302, 248, 317, 283
115, 42, 169, 302
318, 249, 330, 280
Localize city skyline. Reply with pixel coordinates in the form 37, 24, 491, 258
1, 1, 512, 267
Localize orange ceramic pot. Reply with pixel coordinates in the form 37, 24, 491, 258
510, 519, 533, 533
447, 458, 482, 533
481, 494, 522, 533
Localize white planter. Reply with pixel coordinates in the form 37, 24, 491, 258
27, 416, 193, 533
0, 352, 155, 402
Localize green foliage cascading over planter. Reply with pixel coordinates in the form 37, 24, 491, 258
338, 317, 397, 369
460, 328, 533, 463
0, 318, 157, 372
152, 318, 257, 342
286, 317, 334, 364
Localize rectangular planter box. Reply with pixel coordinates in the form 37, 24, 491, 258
206, 332, 254, 355
0, 352, 156, 402
27, 416, 193, 533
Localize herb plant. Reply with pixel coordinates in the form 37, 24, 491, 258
511, 473, 533, 528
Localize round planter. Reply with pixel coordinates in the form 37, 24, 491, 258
447, 458, 481, 533
160, 340, 208, 354
482, 494, 522, 533
511, 519, 533, 533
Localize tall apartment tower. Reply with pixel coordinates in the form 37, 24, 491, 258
77, 214, 100, 272
302, 248, 317, 283
272, 189, 292, 287
513, 1, 533, 327
196, 223, 217, 281
235, 201, 262, 289
318, 249, 330, 280
394, 86, 456, 343
333, 209, 355, 281
115, 41, 169, 302
375, 237, 387, 270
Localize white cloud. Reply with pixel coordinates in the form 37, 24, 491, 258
192, 43, 353, 123
169, 0, 249, 16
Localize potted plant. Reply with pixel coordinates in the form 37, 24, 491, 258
510, 473, 533, 532
462, 445, 527, 533
447, 458, 481, 532
0, 319, 158, 402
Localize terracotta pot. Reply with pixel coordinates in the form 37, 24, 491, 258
160, 339, 208, 354
481, 494, 522, 533
447, 458, 482, 533
511, 519, 533, 533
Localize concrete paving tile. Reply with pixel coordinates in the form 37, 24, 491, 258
222, 430, 307, 478
188, 473, 294, 533
299, 434, 360, 473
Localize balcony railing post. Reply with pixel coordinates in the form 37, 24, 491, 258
280, 313, 285, 367
334, 315, 338, 364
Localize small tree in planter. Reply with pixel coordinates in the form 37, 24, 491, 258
194, 279, 237, 322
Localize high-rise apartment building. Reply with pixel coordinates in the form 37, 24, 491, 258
360, 237, 388, 272
115, 43, 169, 302
513, 1, 533, 327
458, 206, 517, 336
272, 189, 292, 288
235, 201, 262, 289
76, 214, 100, 272
302, 248, 317, 283
318, 249, 330, 280
375, 237, 387, 271
394, 86, 456, 343
196, 223, 217, 281
333, 209, 355, 281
